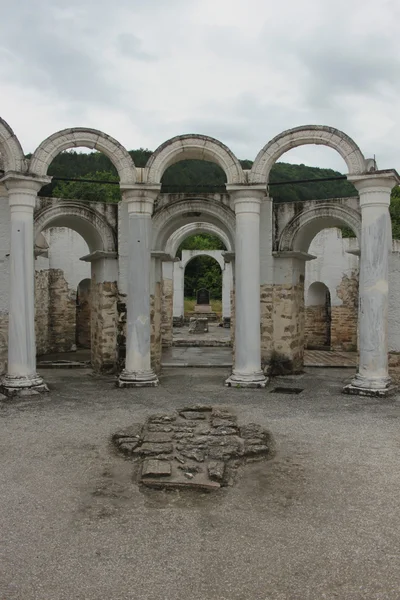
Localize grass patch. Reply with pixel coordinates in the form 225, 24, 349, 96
184, 297, 222, 316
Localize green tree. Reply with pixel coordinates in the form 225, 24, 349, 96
52, 170, 120, 203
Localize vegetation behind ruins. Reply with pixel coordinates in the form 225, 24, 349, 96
27, 150, 400, 298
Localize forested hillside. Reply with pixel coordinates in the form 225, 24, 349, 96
31, 149, 358, 203
29, 148, 400, 237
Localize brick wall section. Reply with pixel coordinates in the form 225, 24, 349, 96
305, 305, 329, 348
260, 284, 273, 365
35, 270, 51, 355
151, 282, 162, 373
0, 312, 8, 375
270, 281, 305, 374
48, 269, 76, 353
91, 279, 118, 373
161, 278, 173, 347
331, 271, 359, 351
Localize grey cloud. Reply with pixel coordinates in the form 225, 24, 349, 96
116, 34, 156, 61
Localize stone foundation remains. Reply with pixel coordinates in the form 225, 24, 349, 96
112, 406, 273, 490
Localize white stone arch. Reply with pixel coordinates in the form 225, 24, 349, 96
29, 127, 136, 185
165, 222, 232, 257
0, 117, 27, 173
34, 202, 116, 253
152, 198, 236, 252
181, 249, 225, 272
250, 125, 367, 184
145, 134, 245, 185
278, 203, 361, 253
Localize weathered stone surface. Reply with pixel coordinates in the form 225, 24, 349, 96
181, 405, 212, 412
112, 407, 273, 490
148, 414, 176, 424
239, 423, 268, 440
210, 426, 237, 436
142, 459, 171, 477
179, 411, 207, 420
208, 460, 225, 482
147, 424, 173, 433
211, 417, 237, 428
143, 432, 173, 443
133, 442, 173, 456
113, 424, 142, 440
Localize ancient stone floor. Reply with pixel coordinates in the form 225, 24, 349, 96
2, 366, 400, 599
112, 407, 272, 490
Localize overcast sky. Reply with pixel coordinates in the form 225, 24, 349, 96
1, 0, 399, 172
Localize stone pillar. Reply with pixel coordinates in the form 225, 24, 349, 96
226, 188, 267, 388
0, 174, 50, 396
173, 261, 184, 321
344, 171, 400, 396
161, 261, 174, 346
118, 188, 159, 387
222, 261, 232, 319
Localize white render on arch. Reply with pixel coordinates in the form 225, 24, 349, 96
0, 115, 399, 396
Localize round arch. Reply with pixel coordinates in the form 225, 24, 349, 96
306, 281, 330, 306
145, 134, 245, 185
34, 202, 116, 253
250, 125, 366, 184
29, 127, 136, 185
278, 203, 361, 253
152, 198, 236, 252
165, 222, 232, 257
181, 250, 225, 272
0, 117, 27, 173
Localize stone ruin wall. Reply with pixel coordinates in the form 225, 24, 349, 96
91, 278, 118, 373
161, 278, 173, 347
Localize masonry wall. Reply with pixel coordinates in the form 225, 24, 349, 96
91, 279, 118, 373
161, 278, 173, 347
305, 305, 329, 348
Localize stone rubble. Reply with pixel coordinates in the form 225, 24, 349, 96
112, 406, 273, 490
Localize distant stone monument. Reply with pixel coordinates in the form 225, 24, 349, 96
194, 288, 211, 313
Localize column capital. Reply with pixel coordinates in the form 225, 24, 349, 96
348, 170, 400, 207
0, 171, 52, 194
121, 184, 160, 215
227, 186, 266, 215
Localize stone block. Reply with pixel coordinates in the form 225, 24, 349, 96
142, 459, 171, 477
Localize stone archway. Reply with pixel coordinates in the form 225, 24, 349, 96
34, 201, 116, 253
277, 202, 361, 252
145, 134, 245, 185
29, 127, 136, 185
305, 282, 331, 349
250, 125, 367, 184
34, 202, 118, 373
0, 117, 27, 174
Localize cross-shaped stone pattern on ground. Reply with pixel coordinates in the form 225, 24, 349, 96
112, 406, 273, 490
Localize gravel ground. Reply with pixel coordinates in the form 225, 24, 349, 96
1, 366, 400, 600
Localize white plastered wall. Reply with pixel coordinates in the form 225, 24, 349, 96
305, 228, 359, 307
388, 240, 400, 352
35, 227, 90, 289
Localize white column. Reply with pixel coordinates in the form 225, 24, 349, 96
118, 189, 158, 387
1, 174, 50, 396
226, 188, 267, 387
344, 171, 399, 396
222, 262, 232, 319
173, 261, 184, 319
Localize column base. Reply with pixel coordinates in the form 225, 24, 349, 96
0, 374, 49, 398
225, 371, 268, 388
117, 369, 159, 388
343, 373, 396, 397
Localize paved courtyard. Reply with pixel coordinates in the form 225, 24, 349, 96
1, 366, 400, 600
